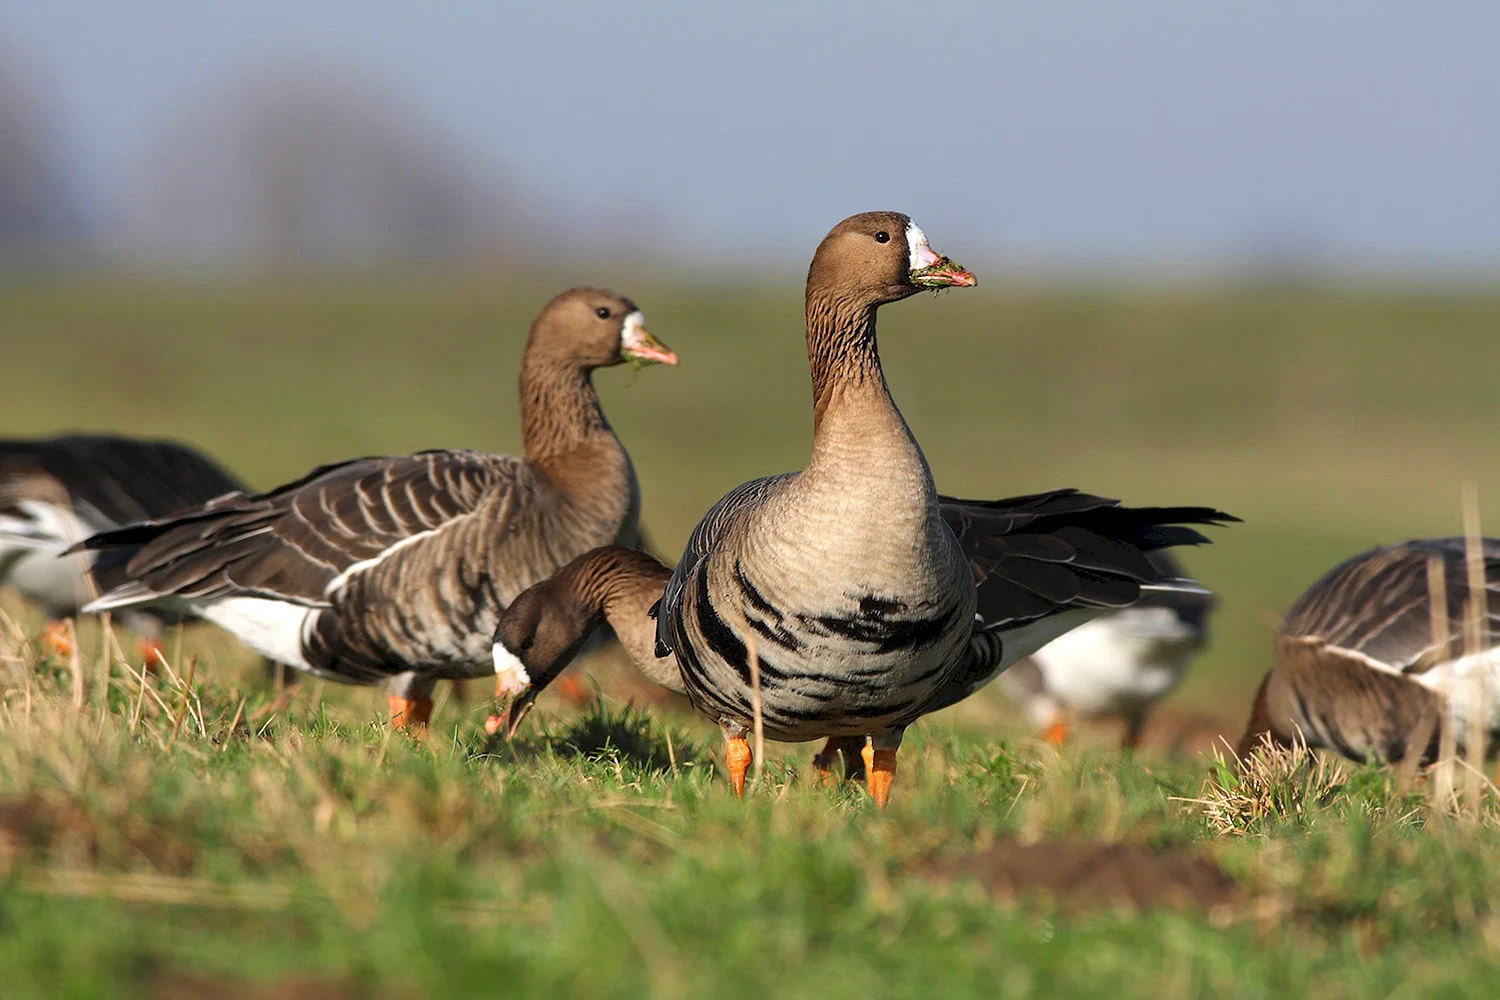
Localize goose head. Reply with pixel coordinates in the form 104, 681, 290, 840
486, 573, 603, 738
528, 287, 678, 370
807, 212, 976, 306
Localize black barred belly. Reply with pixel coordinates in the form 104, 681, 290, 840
674, 562, 967, 740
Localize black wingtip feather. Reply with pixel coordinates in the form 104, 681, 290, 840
942, 491, 1234, 634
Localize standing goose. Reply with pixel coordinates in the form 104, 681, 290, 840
0, 434, 248, 657
486, 500, 1227, 783
645, 212, 1232, 805
999, 550, 1216, 749
1237, 539, 1500, 766
78, 288, 677, 728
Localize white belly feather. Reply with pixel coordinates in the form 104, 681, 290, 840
1029, 607, 1199, 717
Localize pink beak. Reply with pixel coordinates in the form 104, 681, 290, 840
911, 242, 977, 288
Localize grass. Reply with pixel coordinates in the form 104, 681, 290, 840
7, 610, 1500, 998
4, 279, 1500, 995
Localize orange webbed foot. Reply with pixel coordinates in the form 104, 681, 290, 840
387, 695, 433, 730
43, 621, 74, 659
1042, 718, 1070, 746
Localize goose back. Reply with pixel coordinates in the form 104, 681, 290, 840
1240, 538, 1500, 763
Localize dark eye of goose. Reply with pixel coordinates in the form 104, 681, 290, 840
874, 231, 890, 243
520, 635, 535, 652
595, 307, 611, 319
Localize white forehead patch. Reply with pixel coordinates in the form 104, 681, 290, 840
492, 641, 532, 700
619, 310, 648, 348
905, 222, 930, 269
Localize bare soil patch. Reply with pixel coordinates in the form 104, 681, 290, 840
918, 839, 1241, 915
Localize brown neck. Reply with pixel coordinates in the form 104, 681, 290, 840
519, 350, 612, 462
805, 289, 887, 436
568, 547, 681, 693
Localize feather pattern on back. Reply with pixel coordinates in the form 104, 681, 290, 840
78, 287, 669, 688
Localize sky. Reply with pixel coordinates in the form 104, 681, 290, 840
2, 1, 1498, 273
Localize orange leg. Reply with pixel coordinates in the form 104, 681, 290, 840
387, 695, 433, 730
1042, 717, 1070, 746
556, 673, 592, 706
136, 637, 167, 675
43, 621, 74, 658
725, 735, 752, 798
863, 744, 898, 809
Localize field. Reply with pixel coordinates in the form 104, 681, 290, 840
4, 279, 1500, 997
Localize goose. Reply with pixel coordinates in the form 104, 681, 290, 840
999, 550, 1216, 749
485, 544, 678, 737
77, 288, 677, 728
486, 214, 1232, 805
0, 433, 248, 659
1237, 538, 1500, 767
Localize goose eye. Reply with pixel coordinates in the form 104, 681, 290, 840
874, 231, 890, 243
520, 635, 535, 652
595, 307, 611, 319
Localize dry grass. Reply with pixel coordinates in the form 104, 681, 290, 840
1183, 735, 1352, 837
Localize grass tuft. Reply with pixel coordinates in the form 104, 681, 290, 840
1184, 735, 1350, 837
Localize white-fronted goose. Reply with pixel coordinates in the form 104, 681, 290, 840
646, 212, 1233, 805
999, 550, 1216, 748
78, 288, 677, 728
1237, 539, 1500, 766
0, 433, 247, 657
485, 544, 678, 736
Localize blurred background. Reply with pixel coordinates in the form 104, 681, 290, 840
1, 2, 1498, 736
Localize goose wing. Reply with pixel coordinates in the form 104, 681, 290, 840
81, 449, 523, 610
652, 473, 795, 656
919, 489, 1234, 714
1283, 538, 1500, 674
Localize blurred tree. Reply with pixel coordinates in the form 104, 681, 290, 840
128, 70, 524, 273
0, 57, 76, 265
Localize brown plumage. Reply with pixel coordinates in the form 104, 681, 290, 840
643, 212, 1233, 806
79, 288, 677, 726
1237, 538, 1500, 764
485, 544, 677, 737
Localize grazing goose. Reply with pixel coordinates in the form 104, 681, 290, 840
999, 550, 1216, 749
644, 212, 1233, 806
0, 434, 247, 657
485, 544, 678, 737
78, 288, 677, 728
1237, 539, 1500, 766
